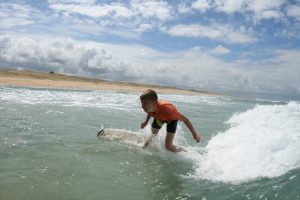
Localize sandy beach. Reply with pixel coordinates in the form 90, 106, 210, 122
0, 69, 216, 96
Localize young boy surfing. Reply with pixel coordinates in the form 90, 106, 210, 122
140, 89, 201, 153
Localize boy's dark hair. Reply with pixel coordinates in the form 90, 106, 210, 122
140, 89, 158, 102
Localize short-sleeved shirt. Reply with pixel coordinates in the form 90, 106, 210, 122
147, 100, 181, 123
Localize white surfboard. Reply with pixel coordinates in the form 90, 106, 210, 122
97, 128, 187, 152
97, 128, 145, 146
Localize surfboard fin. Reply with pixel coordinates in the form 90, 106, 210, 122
97, 129, 104, 137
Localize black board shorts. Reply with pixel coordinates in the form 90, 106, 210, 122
151, 118, 178, 133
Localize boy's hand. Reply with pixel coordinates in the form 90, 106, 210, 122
194, 134, 201, 143
141, 121, 148, 129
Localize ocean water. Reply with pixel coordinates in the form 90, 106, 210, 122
0, 87, 299, 200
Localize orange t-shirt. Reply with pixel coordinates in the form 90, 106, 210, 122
148, 100, 181, 122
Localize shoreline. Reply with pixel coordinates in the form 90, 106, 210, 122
0, 69, 219, 96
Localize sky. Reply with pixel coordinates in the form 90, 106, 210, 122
0, 0, 300, 100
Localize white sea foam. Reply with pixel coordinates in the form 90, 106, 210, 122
187, 102, 300, 183
0, 87, 223, 111
0, 87, 141, 111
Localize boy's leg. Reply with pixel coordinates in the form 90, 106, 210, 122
165, 120, 178, 152
165, 132, 178, 152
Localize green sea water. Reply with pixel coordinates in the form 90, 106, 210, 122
0, 87, 299, 200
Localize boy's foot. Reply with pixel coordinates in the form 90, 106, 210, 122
176, 146, 187, 152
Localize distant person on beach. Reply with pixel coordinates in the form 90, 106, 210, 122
140, 89, 201, 152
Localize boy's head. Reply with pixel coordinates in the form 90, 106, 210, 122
140, 89, 158, 112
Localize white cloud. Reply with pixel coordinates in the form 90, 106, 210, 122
1, 1, 296, 44
47, 0, 96, 4
130, 0, 173, 21
48, 2, 133, 18
209, 45, 231, 55
192, 0, 212, 12
161, 24, 256, 44
246, 0, 285, 22
1, 35, 299, 97
286, 4, 300, 21
136, 23, 154, 33
181, 0, 287, 23
215, 0, 286, 22
178, 3, 193, 14
275, 28, 300, 39
233, 48, 300, 95
0, 3, 37, 29
0, 35, 135, 80
47, 0, 173, 33
214, 0, 246, 14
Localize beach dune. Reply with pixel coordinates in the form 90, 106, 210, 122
0, 69, 215, 96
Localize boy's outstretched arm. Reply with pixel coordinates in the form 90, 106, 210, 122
179, 114, 201, 142
141, 114, 151, 129
141, 114, 153, 148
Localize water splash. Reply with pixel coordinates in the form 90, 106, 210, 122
189, 102, 300, 183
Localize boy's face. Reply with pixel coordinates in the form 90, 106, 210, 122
141, 99, 156, 113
